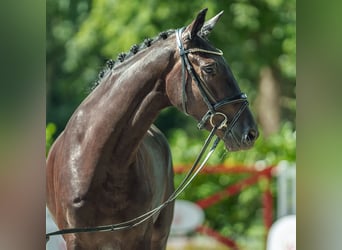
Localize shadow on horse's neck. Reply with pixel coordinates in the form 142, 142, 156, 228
76, 40, 175, 167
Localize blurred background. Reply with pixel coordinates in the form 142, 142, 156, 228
46, 0, 295, 249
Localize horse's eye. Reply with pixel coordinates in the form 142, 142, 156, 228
202, 64, 216, 75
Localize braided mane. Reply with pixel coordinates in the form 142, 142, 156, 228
92, 29, 174, 90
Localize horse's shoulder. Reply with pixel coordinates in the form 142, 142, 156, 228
138, 124, 171, 163
145, 124, 170, 149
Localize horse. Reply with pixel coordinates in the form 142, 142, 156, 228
46, 8, 258, 250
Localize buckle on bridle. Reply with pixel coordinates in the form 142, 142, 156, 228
197, 111, 228, 130
210, 112, 228, 130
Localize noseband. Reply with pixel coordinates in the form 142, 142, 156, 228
176, 28, 248, 134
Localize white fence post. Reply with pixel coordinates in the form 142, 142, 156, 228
277, 160, 296, 218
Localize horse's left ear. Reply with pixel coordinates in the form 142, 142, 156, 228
200, 10, 224, 37
184, 8, 208, 40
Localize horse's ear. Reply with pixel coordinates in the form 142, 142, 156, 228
184, 8, 208, 40
200, 10, 224, 37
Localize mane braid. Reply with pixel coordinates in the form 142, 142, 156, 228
159, 31, 169, 40
130, 44, 139, 54
106, 59, 115, 69
91, 29, 174, 91
144, 38, 153, 47
117, 52, 127, 62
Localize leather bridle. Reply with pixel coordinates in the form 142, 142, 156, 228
175, 28, 249, 135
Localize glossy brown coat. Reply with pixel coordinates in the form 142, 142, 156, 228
46, 9, 258, 250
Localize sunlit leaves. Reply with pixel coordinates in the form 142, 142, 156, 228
45, 123, 57, 154
231, 2, 260, 31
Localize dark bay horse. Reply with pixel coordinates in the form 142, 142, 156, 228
46, 9, 258, 250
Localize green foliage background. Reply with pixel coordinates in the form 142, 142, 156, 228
47, 1, 295, 249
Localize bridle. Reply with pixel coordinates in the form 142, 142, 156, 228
175, 27, 249, 134
46, 28, 250, 242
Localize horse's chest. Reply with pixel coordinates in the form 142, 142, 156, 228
94, 166, 154, 214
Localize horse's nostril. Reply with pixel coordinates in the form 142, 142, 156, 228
244, 129, 258, 144
247, 129, 258, 141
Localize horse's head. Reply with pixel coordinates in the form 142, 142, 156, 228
166, 8, 258, 151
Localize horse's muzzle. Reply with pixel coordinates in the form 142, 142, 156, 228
223, 127, 258, 152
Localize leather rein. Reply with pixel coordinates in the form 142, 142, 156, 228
46, 28, 248, 242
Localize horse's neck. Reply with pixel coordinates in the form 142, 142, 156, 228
69, 46, 174, 168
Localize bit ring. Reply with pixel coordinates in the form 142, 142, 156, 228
210, 112, 228, 130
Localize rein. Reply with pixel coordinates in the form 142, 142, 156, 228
46, 28, 248, 242
46, 126, 221, 242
